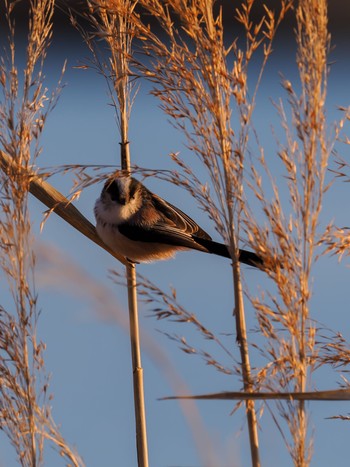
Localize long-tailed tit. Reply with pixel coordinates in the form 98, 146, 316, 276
94, 176, 263, 267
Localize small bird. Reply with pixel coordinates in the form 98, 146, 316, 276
94, 176, 263, 267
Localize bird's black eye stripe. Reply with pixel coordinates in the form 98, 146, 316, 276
129, 179, 138, 199
104, 180, 120, 202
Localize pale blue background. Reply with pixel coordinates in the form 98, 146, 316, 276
1, 4, 350, 466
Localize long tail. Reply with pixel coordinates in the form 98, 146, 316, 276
193, 237, 263, 268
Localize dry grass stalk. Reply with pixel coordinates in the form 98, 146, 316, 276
79, 2, 149, 466
242, 0, 330, 465
163, 387, 350, 402
0, 0, 83, 465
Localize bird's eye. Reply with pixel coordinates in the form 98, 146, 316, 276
105, 181, 120, 202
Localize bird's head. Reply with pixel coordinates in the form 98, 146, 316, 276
97, 176, 144, 222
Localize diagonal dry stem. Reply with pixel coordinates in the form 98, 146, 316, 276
0, 149, 126, 264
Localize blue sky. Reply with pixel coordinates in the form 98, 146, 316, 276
1, 5, 350, 467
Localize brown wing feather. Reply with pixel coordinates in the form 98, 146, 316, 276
152, 194, 212, 240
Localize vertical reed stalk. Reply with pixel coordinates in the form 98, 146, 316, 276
294, 1, 328, 463
232, 261, 260, 467
125, 260, 149, 467
83, 2, 149, 465
120, 109, 148, 467
246, 0, 329, 464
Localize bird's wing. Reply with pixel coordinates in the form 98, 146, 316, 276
118, 194, 212, 251
151, 194, 212, 240
118, 223, 208, 251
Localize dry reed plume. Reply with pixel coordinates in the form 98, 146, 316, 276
0, 1, 83, 465
243, 1, 330, 465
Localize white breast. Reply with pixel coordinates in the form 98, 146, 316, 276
94, 197, 186, 262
